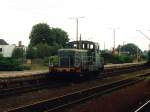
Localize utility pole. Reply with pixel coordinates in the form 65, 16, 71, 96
122, 41, 125, 54
69, 17, 85, 41
109, 27, 119, 54
113, 29, 116, 49
123, 41, 125, 46
104, 41, 105, 50
136, 47, 139, 62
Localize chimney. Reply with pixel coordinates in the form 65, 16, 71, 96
18, 41, 22, 47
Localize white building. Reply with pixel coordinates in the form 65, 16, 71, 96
0, 39, 16, 57
0, 44, 16, 57
0, 39, 26, 58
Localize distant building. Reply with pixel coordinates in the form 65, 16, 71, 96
0, 39, 8, 45
0, 39, 16, 57
0, 39, 27, 58
0, 45, 16, 57
16, 41, 27, 54
17, 41, 26, 50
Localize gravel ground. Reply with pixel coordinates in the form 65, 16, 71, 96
68, 78, 150, 112
0, 68, 150, 112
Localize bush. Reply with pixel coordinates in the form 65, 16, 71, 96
0, 57, 24, 71
43, 56, 59, 66
112, 55, 133, 64
12, 48, 24, 59
0, 54, 3, 58
101, 51, 133, 64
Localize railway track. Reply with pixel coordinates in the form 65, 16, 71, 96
101, 64, 149, 77
0, 64, 149, 98
0, 80, 68, 98
6, 78, 144, 112
134, 99, 150, 112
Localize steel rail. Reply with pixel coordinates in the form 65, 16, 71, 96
7, 78, 144, 112
134, 100, 150, 112
0, 64, 149, 98
0, 81, 68, 98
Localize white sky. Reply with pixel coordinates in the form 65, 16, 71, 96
0, 0, 150, 50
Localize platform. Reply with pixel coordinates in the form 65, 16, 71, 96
0, 62, 143, 82
0, 70, 48, 78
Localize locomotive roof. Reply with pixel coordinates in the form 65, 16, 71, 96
68, 40, 97, 45
66, 40, 99, 51
58, 48, 88, 52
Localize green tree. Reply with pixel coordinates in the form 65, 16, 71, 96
12, 47, 24, 59
117, 43, 142, 56
50, 43, 61, 55
36, 43, 51, 58
147, 50, 150, 63
26, 43, 61, 59
0, 53, 3, 58
101, 50, 133, 64
29, 23, 52, 46
28, 23, 69, 59
51, 28, 69, 47
29, 23, 69, 47
26, 46, 37, 59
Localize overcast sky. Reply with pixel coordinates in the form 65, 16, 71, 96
0, 0, 150, 50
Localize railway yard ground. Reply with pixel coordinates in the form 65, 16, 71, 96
0, 62, 149, 112
66, 77, 150, 112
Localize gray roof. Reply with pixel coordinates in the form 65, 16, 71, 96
0, 39, 8, 45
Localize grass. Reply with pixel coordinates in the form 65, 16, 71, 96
25, 64, 48, 71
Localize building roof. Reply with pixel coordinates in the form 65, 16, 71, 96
0, 39, 8, 45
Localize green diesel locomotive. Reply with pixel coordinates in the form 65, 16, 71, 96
49, 40, 104, 78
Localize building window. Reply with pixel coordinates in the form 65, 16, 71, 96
0, 48, 2, 52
